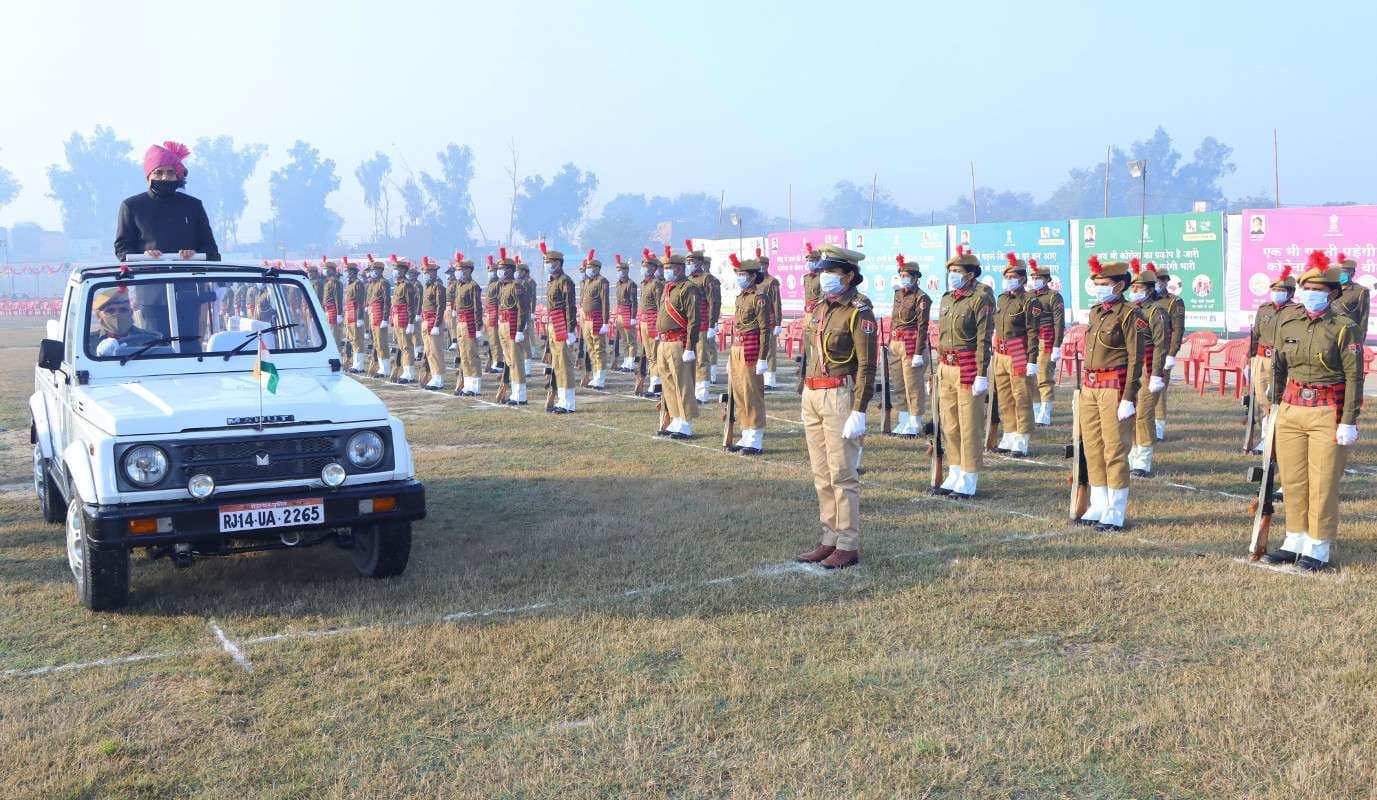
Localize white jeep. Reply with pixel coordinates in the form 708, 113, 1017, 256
30, 258, 426, 610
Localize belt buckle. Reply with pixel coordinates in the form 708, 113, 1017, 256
1300, 387, 1316, 401
1086, 372, 1097, 386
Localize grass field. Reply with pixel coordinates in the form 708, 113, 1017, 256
2, 321, 1376, 799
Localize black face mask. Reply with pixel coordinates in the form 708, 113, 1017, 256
149, 179, 179, 199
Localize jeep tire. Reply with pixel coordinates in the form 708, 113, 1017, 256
34, 444, 64, 525
350, 521, 411, 578
66, 498, 130, 611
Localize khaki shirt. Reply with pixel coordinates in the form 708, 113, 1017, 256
1133, 299, 1169, 379
1032, 289, 1066, 346
639, 278, 663, 318
309, 274, 325, 300
802, 271, 822, 314
344, 277, 365, 320
580, 275, 610, 319
733, 285, 774, 362
321, 275, 343, 319
657, 280, 702, 350
421, 280, 446, 327
1274, 308, 1364, 425
496, 279, 529, 332
1334, 282, 1371, 342
759, 274, 783, 328
1160, 293, 1186, 355
939, 287, 994, 377
891, 287, 931, 349
450, 278, 482, 329
1084, 298, 1147, 398
994, 288, 1040, 359
547, 273, 577, 332
615, 277, 638, 319
1249, 301, 1298, 355
690, 272, 722, 326
366, 277, 391, 323
806, 288, 877, 412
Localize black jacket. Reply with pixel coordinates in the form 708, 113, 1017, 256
114, 190, 221, 261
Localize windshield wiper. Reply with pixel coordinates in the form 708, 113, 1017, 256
222, 323, 298, 361
118, 335, 201, 365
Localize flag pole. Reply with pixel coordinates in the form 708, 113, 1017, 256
256, 342, 265, 432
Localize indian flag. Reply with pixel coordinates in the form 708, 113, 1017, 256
253, 338, 280, 394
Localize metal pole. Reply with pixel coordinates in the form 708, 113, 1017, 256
787, 184, 792, 232
1273, 129, 1281, 208
868, 174, 878, 228
1139, 167, 1147, 256
717, 190, 725, 238
969, 162, 978, 224
1103, 146, 1110, 216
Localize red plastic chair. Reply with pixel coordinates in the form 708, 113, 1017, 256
717, 317, 733, 349
1199, 338, 1249, 397
1059, 324, 1086, 383
1182, 331, 1219, 386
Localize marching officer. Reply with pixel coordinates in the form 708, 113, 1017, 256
1259, 250, 1364, 571
1076, 256, 1146, 531
444, 260, 459, 351
638, 248, 664, 397
419, 257, 447, 390
543, 242, 578, 412
794, 245, 875, 570
990, 253, 1040, 457
1246, 264, 1298, 450
366, 256, 392, 379
494, 248, 530, 405
687, 244, 719, 402
342, 258, 366, 372
388, 257, 420, 384
450, 254, 485, 396
579, 250, 611, 389
517, 256, 539, 365
613, 255, 638, 372
757, 248, 784, 390
1030, 259, 1065, 426
800, 242, 824, 373
1152, 268, 1185, 440
1127, 260, 1169, 477
484, 254, 502, 373
889, 254, 930, 437
1334, 252, 1371, 343
934, 246, 993, 498
655, 245, 702, 438
408, 264, 426, 367
726, 253, 772, 455
321, 257, 344, 355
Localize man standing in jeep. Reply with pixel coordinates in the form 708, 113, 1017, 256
114, 141, 220, 262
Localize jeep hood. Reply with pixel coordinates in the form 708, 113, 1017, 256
74, 372, 389, 436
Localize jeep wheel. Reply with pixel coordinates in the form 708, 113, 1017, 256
66, 499, 130, 611
350, 521, 411, 578
34, 445, 64, 525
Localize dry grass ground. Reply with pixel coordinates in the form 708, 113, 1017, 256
1, 321, 1375, 799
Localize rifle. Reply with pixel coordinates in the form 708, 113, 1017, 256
1246, 407, 1280, 559
388, 343, 402, 383
417, 336, 431, 387
1242, 384, 1261, 454
928, 356, 946, 493
720, 384, 736, 451
1064, 362, 1089, 520
612, 322, 622, 365
795, 343, 808, 395
494, 362, 511, 404
880, 344, 894, 435
543, 339, 557, 412
579, 334, 592, 388
655, 394, 671, 435
984, 374, 1002, 451
634, 352, 648, 396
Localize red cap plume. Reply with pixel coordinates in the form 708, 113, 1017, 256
805, 241, 814, 254
366, 252, 375, 264
1006, 252, 1017, 266
498, 247, 507, 261
539, 241, 548, 255
643, 247, 652, 260
956, 245, 966, 257
587, 249, 596, 263
1028, 258, 1037, 269
895, 254, 906, 266
664, 244, 672, 259
1088, 255, 1103, 275
321, 255, 327, 264
1279, 264, 1292, 281
684, 239, 693, 252
454, 250, 462, 262
487, 255, 495, 266
515, 254, 523, 264
615, 254, 623, 265
729, 253, 741, 268
388, 254, 399, 265
755, 247, 762, 259
1146, 261, 1156, 271
1130, 257, 1142, 275
1307, 250, 1330, 270
342, 256, 350, 266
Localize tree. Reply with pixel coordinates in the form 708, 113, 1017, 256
191, 136, 266, 249
514, 162, 599, 249
418, 143, 477, 251
0, 150, 19, 212
398, 177, 425, 234
46, 126, 143, 240
818, 180, 921, 228
930, 188, 1041, 225
579, 193, 778, 259
259, 140, 342, 253
355, 152, 392, 239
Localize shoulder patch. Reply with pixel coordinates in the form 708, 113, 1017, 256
861, 320, 876, 335
1350, 343, 1362, 353
1031, 305, 1043, 315
1135, 318, 1149, 331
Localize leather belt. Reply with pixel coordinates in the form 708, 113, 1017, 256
804, 376, 849, 390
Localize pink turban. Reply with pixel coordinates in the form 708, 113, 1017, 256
142, 141, 191, 178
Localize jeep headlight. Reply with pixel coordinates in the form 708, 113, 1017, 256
345, 431, 384, 469
123, 445, 169, 487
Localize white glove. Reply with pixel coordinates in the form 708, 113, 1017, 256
972, 376, 989, 395
1164, 355, 1176, 370
515, 331, 526, 343
355, 320, 363, 328
755, 360, 768, 375
1117, 400, 1136, 420
430, 326, 441, 336
1025, 363, 1039, 378
1149, 376, 1165, 393
476, 331, 485, 342
599, 324, 609, 335
379, 321, 389, 329
413, 315, 421, 324
1051, 349, 1062, 363
772, 326, 783, 337
1337, 424, 1359, 446
95, 337, 121, 357
405, 324, 414, 334
682, 349, 696, 363
911, 354, 924, 368
842, 410, 866, 439
1243, 365, 1250, 382
566, 332, 576, 344
708, 326, 718, 338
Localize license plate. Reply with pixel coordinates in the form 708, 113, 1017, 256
219, 498, 324, 533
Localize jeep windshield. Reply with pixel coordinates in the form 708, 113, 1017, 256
84, 277, 327, 363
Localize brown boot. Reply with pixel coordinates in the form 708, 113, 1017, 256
820, 549, 859, 570
796, 543, 835, 563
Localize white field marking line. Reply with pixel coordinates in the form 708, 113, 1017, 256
1, 650, 185, 679
208, 620, 253, 672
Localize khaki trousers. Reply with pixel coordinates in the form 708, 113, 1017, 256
938, 363, 984, 473
890, 339, 928, 417
423, 326, 446, 379
457, 335, 481, 379
1134, 381, 1157, 447
549, 337, 575, 389
991, 352, 1034, 435
696, 329, 718, 382
654, 339, 697, 420
370, 324, 391, 370
1081, 386, 1131, 489
393, 324, 416, 368
1276, 403, 1348, 540
802, 384, 862, 551
729, 345, 765, 429
344, 320, 363, 359
330, 323, 345, 354
640, 323, 659, 378
499, 328, 526, 383
1154, 368, 1171, 420
485, 324, 500, 367
617, 323, 640, 361
1250, 355, 1274, 419
1037, 348, 1056, 404
581, 320, 607, 373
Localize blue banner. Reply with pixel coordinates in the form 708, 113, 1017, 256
953, 220, 1072, 298
846, 225, 948, 316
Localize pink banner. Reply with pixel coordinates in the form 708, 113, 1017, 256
1240, 206, 1377, 335
763, 228, 846, 314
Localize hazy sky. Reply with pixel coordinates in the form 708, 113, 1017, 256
2, 0, 1372, 245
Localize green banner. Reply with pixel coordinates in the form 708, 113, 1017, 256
1071, 212, 1225, 331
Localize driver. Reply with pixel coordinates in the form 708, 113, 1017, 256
89, 288, 157, 356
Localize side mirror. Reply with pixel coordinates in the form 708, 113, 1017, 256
38, 339, 64, 372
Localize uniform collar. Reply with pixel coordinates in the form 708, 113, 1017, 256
1097, 298, 1123, 313
825, 287, 857, 305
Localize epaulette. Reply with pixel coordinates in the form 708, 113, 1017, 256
851, 296, 871, 312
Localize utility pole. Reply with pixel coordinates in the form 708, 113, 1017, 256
1273, 129, 1281, 208
969, 162, 978, 224
868, 173, 878, 228
716, 190, 725, 238
787, 184, 792, 231
1103, 145, 1111, 216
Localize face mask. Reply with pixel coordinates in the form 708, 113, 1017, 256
898, 276, 913, 290
420, 274, 432, 285
819, 272, 844, 295
149, 179, 178, 199
1003, 277, 1023, 293
947, 271, 968, 291
100, 305, 133, 337
1128, 288, 1147, 304
735, 274, 752, 290
1091, 283, 1119, 304
1270, 290, 1290, 305
1032, 279, 1047, 291
585, 268, 597, 279
642, 270, 653, 281
1298, 288, 1330, 313
1339, 271, 1351, 285
665, 270, 681, 283
394, 271, 405, 282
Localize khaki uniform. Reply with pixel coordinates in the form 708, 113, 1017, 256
639, 269, 664, 391
1077, 289, 1146, 529
691, 270, 722, 387
1031, 287, 1065, 422
937, 283, 994, 495
614, 275, 639, 369
801, 267, 823, 370
889, 284, 930, 434
450, 271, 483, 392
1333, 279, 1371, 343
547, 270, 578, 411
1129, 294, 1169, 474
420, 272, 447, 388
342, 270, 366, 371
365, 273, 392, 377
518, 273, 538, 362
802, 283, 876, 556
321, 268, 344, 352
484, 273, 501, 371
758, 271, 783, 383
390, 272, 421, 381
655, 275, 703, 434
729, 264, 773, 453
580, 272, 611, 383
495, 275, 529, 393
308, 270, 325, 303
1249, 298, 1298, 422
1153, 290, 1185, 437
991, 286, 1040, 452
